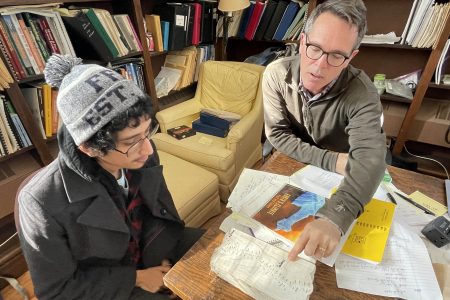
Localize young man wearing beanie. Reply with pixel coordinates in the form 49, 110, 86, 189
17, 55, 203, 299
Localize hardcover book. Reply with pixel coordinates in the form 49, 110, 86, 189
167, 125, 196, 140
253, 184, 326, 243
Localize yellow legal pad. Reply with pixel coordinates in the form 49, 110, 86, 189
342, 199, 395, 264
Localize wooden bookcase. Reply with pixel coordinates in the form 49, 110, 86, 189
0, 0, 214, 288
225, 0, 450, 178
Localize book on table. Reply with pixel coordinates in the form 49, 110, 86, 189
341, 198, 395, 264
252, 184, 326, 244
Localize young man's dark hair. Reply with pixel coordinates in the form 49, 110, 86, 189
17, 54, 204, 299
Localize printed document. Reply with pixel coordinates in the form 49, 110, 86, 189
335, 222, 442, 300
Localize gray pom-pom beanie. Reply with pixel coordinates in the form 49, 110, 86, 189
44, 54, 145, 145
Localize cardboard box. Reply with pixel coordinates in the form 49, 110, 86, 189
383, 100, 450, 148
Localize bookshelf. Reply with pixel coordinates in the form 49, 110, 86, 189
224, 0, 450, 178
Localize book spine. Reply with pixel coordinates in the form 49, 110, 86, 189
16, 14, 45, 73
53, 12, 76, 56
0, 19, 26, 79
42, 83, 52, 137
2, 98, 25, 148
125, 15, 142, 51
0, 99, 20, 151
9, 14, 40, 74
0, 33, 20, 81
36, 16, 60, 54
23, 13, 51, 62
84, 9, 119, 58
1, 15, 34, 76
44, 16, 65, 54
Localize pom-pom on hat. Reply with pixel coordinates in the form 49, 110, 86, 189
44, 54, 145, 145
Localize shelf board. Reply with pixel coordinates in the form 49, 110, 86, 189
18, 74, 45, 84
0, 146, 34, 163
149, 50, 168, 57
360, 43, 432, 51
428, 83, 450, 90
380, 93, 412, 104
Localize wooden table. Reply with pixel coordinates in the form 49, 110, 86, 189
164, 151, 447, 299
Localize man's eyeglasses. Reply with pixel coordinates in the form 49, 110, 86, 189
304, 35, 351, 67
113, 123, 159, 157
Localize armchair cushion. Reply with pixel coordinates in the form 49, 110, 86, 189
200, 62, 261, 116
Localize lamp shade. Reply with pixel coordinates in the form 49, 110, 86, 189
218, 0, 250, 12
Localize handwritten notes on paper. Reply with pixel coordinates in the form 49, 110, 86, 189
335, 222, 443, 300
227, 168, 289, 216
211, 229, 316, 300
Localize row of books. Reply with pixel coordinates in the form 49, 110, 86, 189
0, 94, 32, 157
0, 4, 143, 81
22, 83, 58, 140
147, 2, 216, 52
217, 0, 308, 42
401, 0, 450, 48
59, 7, 142, 61
112, 59, 147, 93
155, 44, 215, 96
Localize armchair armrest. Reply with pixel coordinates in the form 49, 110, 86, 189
156, 98, 203, 132
227, 103, 263, 145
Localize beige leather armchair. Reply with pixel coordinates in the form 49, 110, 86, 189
152, 61, 265, 201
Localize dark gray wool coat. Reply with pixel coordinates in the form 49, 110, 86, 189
17, 125, 183, 299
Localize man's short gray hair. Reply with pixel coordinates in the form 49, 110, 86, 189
303, 0, 367, 50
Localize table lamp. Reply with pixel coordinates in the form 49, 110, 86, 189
218, 0, 250, 60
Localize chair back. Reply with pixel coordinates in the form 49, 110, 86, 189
197, 61, 264, 116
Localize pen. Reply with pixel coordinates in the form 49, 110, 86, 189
386, 192, 397, 205
394, 191, 436, 216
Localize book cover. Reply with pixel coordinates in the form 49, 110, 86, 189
252, 184, 326, 243
167, 125, 196, 139
342, 199, 395, 264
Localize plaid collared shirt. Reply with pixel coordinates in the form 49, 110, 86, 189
299, 78, 337, 102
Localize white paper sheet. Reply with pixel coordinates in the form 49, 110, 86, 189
335, 222, 443, 300
211, 229, 316, 300
290, 165, 343, 198
227, 168, 289, 215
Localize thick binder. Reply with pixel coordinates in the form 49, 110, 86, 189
254, 0, 278, 41
62, 11, 114, 61
263, 0, 289, 40
155, 3, 189, 51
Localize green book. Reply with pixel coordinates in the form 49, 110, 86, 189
83, 8, 119, 59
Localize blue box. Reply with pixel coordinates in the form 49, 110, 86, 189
192, 119, 228, 138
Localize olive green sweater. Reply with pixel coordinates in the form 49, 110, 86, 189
263, 56, 386, 233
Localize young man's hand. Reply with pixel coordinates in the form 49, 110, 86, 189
335, 153, 348, 175
288, 218, 341, 260
136, 265, 171, 293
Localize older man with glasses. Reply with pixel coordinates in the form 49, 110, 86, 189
263, 0, 386, 261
